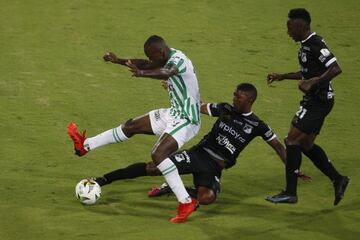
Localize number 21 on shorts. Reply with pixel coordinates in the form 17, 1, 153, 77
296, 106, 307, 119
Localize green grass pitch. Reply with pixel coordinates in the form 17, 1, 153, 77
1, 0, 359, 239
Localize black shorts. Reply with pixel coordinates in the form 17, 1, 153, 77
169, 147, 222, 193
291, 97, 334, 134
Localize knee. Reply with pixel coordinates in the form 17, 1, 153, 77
301, 142, 314, 152
151, 149, 164, 165
198, 190, 216, 205
122, 118, 135, 137
146, 162, 161, 176
151, 143, 173, 164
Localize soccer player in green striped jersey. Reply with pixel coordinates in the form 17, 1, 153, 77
68, 35, 200, 222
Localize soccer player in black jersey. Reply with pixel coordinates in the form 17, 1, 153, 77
266, 8, 349, 205
91, 83, 309, 222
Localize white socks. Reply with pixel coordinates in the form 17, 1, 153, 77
83, 125, 129, 151
157, 158, 191, 204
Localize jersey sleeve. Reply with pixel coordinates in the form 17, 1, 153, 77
313, 38, 337, 68
165, 54, 187, 74
206, 103, 233, 117
258, 121, 277, 142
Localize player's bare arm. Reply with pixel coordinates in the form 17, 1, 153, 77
267, 138, 286, 164
298, 62, 342, 93
126, 60, 178, 80
103, 52, 164, 70
267, 71, 302, 84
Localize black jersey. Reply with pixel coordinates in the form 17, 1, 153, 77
195, 103, 276, 169
298, 32, 337, 98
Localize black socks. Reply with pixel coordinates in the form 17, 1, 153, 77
285, 144, 342, 195
285, 145, 302, 196
99, 162, 147, 186
303, 144, 342, 182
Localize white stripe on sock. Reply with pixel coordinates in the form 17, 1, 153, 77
157, 158, 191, 203
84, 125, 129, 151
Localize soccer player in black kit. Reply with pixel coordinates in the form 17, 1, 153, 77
91, 83, 301, 223
266, 8, 349, 205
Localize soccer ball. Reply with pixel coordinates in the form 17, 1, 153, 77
75, 179, 101, 205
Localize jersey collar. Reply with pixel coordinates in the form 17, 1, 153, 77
301, 32, 316, 44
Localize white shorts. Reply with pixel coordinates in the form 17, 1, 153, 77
149, 108, 200, 148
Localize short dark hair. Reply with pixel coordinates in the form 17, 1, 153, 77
288, 8, 311, 25
144, 35, 165, 48
237, 83, 257, 102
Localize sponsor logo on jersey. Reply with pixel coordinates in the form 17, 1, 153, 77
171, 121, 181, 128
327, 92, 334, 99
319, 55, 326, 62
265, 129, 274, 138
154, 110, 161, 121
174, 151, 190, 163
173, 56, 180, 62
319, 48, 331, 63
301, 67, 308, 73
233, 119, 243, 126
320, 48, 331, 57
219, 121, 245, 142
243, 123, 253, 134
168, 81, 174, 91
301, 52, 307, 62
244, 118, 259, 126
216, 134, 236, 154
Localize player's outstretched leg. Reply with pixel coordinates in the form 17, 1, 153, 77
92, 163, 149, 186
67, 115, 153, 157
68, 122, 128, 157
302, 144, 350, 206
152, 134, 197, 222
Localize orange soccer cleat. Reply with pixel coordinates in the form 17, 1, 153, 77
68, 122, 88, 157
170, 198, 198, 223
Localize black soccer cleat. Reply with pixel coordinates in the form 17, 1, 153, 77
265, 190, 298, 204
333, 176, 350, 206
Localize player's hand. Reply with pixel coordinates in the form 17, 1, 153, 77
161, 80, 168, 90
103, 52, 118, 63
126, 60, 143, 77
267, 73, 284, 84
298, 77, 319, 93
298, 172, 312, 182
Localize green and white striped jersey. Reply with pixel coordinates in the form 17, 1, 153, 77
165, 48, 201, 125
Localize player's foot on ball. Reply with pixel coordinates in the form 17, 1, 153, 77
91, 176, 108, 187
333, 176, 350, 206
265, 190, 298, 204
170, 198, 198, 223
148, 183, 172, 197
68, 122, 88, 156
